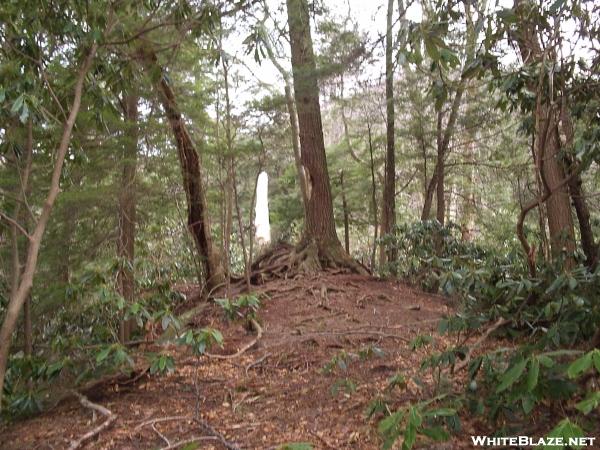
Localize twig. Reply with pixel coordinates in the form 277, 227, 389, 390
454, 318, 510, 372
206, 317, 263, 360
68, 392, 117, 450
195, 418, 242, 450
135, 415, 193, 431
245, 352, 271, 376
309, 430, 337, 449
299, 329, 410, 343
0, 210, 32, 240
152, 423, 170, 447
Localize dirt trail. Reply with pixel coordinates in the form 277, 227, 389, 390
1, 274, 461, 449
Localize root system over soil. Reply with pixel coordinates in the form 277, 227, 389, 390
1, 274, 486, 449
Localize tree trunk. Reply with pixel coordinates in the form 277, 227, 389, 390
566, 158, 597, 268
340, 170, 350, 254
559, 106, 597, 269
233, 164, 251, 290
514, 0, 576, 266
435, 111, 446, 226
260, 21, 309, 215
222, 53, 234, 293
286, 0, 364, 272
117, 93, 138, 343
380, 0, 397, 267
0, 43, 99, 410
9, 119, 34, 356
421, 173, 437, 221
367, 123, 379, 269
138, 46, 225, 290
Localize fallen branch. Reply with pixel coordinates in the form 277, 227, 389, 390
135, 415, 193, 431
68, 392, 117, 450
196, 418, 241, 450
299, 329, 409, 343
206, 317, 263, 360
454, 317, 510, 373
245, 352, 271, 376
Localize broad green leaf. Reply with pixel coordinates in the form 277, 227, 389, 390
575, 391, 600, 415
527, 357, 540, 391
424, 408, 456, 418
544, 418, 584, 450
420, 426, 449, 441
496, 359, 528, 393
10, 94, 24, 113
96, 347, 111, 363
277, 444, 313, 450
567, 352, 592, 379
592, 350, 600, 373
180, 443, 200, 450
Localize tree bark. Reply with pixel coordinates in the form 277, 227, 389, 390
261, 26, 309, 216
380, 0, 397, 268
513, 0, 576, 264
367, 123, 379, 269
117, 93, 138, 343
9, 119, 34, 356
421, 172, 437, 221
340, 170, 350, 254
137, 46, 225, 290
559, 106, 597, 269
222, 52, 234, 293
286, 0, 364, 272
0, 43, 99, 409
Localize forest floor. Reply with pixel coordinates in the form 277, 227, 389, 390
0, 273, 489, 449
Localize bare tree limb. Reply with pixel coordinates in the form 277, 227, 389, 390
68, 392, 117, 450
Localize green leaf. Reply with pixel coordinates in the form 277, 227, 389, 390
567, 352, 593, 379
277, 443, 313, 450
592, 350, 600, 373
180, 443, 200, 450
96, 346, 111, 363
421, 426, 449, 441
544, 418, 584, 450
496, 359, 528, 393
575, 391, 600, 415
403, 422, 417, 450
538, 355, 554, 368
527, 357, 540, 391
10, 94, 24, 113
424, 36, 440, 61
379, 411, 399, 434
497, 8, 517, 24
424, 408, 456, 418
522, 395, 535, 414
548, 0, 566, 14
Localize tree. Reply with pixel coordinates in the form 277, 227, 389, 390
380, 0, 397, 267
117, 93, 138, 343
513, 0, 576, 266
285, 0, 365, 272
137, 46, 225, 291
0, 40, 100, 410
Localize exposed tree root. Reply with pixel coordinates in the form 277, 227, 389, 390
206, 317, 263, 359
68, 392, 117, 450
195, 417, 241, 450
134, 415, 240, 450
249, 241, 369, 284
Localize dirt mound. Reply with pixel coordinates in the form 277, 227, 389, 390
1, 274, 460, 449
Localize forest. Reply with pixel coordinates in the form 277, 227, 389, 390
0, 0, 599, 448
